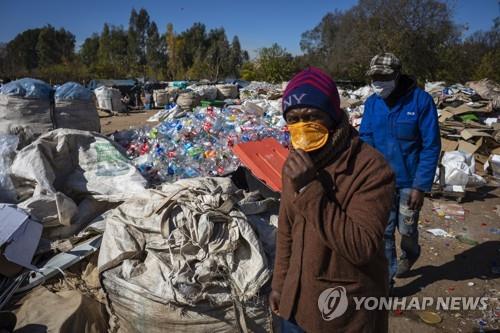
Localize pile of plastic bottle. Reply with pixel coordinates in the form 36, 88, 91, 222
116, 104, 289, 183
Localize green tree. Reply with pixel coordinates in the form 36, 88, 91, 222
80, 33, 100, 67
36, 25, 75, 67
240, 62, 257, 81
128, 8, 151, 76
206, 28, 230, 80
227, 36, 243, 78
300, 0, 460, 82
474, 49, 500, 82
146, 22, 164, 79
255, 43, 297, 83
4, 28, 41, 75
187, 56, 211, 80
95, 24, 128, 78
180, 23, 208, 70
165, 23, 177, 79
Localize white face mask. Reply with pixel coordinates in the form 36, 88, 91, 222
371, 80, 396, 99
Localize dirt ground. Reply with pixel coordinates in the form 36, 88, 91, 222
99, 112, 500, 332
99, 109, 159, 134
389, 184, 500, 333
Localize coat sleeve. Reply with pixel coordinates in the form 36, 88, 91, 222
293, 160, 394, 266
359, 98, 375, 147
412, 93, 441, 192
271, 200, 292, 293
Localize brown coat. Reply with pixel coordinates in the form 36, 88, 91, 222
272, 135, 395, 333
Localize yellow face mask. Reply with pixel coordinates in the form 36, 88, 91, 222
287, 121, 329, 152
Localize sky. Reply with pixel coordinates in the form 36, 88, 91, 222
0, 0, 498, 56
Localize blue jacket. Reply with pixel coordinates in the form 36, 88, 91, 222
359, 77, 441, 192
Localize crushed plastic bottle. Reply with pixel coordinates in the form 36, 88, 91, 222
117, 104, 289, 183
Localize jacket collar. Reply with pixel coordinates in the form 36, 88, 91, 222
324, 133, 361, 176
383, 74, 417, 108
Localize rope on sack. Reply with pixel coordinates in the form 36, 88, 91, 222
232, 296, 249, 333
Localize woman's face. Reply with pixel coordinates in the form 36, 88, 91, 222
285, 107, 334, 131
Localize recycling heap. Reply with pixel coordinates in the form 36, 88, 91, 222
116, 100, 288, 184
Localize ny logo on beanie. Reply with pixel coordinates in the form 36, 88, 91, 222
283, 93, 307, 108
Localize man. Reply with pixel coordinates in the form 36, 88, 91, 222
359, 53, 441, 288
270, 67, 395, 332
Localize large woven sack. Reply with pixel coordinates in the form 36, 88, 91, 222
193, 85, 218, 100
0, 94, 54, 148
54, 82, 100, 132
94, 86, 125, 112
153, 89, 170, 108
176, 91, 200, 110
102, 271, 273, 333
216, 84, 238, 99
55, 100, 100, 132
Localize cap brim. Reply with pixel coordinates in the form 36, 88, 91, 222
366, 65, 395, 76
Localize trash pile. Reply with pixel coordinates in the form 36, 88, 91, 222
239, 81, 284, 100
0, 78, 101, 148
0, 78, 283, 332
339, 85, 374, 127
116, 100, 287, 183
0, 128, 279, 332
431, 79, 500, 191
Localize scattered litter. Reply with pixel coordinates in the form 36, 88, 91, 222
495, 205, 500, 217
418, 311, 442, 324
433, 202, 465, 220
489, 227, 500, 235
393, 309, 403, 316
426, 228, 453, 238
455, 234, 479, 246
468, 282, 475, 286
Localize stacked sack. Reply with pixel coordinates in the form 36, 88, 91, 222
54, 82, 100, 132
0, 78, 54, 147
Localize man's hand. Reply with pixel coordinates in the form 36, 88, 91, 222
407, 189, 424, 210
282, 149, 316, 192
269, 290, 281, 316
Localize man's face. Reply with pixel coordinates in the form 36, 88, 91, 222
371, 72, 398, 82
285, 107, 334, 131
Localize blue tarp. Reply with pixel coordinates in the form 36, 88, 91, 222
0, 78, 53, 99
87, 79, 137, 91
55, 82, 93, 101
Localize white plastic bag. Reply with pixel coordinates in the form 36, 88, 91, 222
441, 151, 486, 189
0, 135, 19, 203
